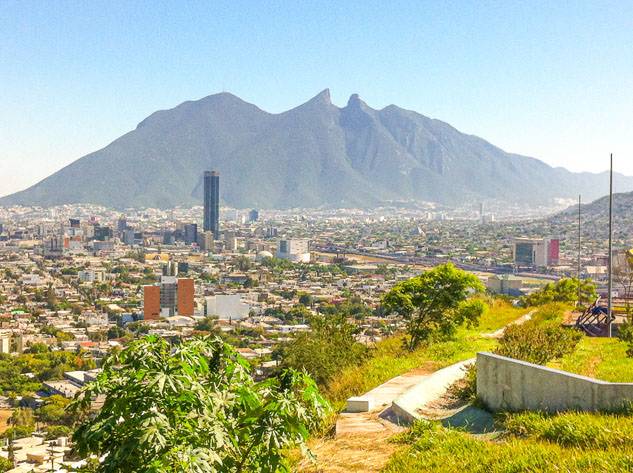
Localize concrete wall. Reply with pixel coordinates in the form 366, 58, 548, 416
392, 358, 474, 424
477, 352, 633, 412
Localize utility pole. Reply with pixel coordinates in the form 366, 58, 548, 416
608, 154, 614, 338
578, 194, 581, 306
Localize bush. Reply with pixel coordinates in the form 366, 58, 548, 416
0, 424, 34, 439
495, 322, 582, 365
618, 322, 633, 358
45, 425, 73, 440
520, 278, 596, 307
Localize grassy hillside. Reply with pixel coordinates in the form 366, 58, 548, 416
549, 336, 633, 382
324, 298, 527, 409
386, 412, 633, 473
385, 304, 633, 473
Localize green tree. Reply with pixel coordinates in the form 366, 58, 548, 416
45, 425, 73, 440
194, 315, 223, 336
107, 326, 127, 340
37, 395, 73, 426
298, 293, 313, 307
382, 263, 486, 349
520, 277, 597, 307
279, 313, 367, 386
70, 335, 328, 473
0, 456, 12, 473
9, 407, 34, 427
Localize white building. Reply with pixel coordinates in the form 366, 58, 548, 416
206, 294, 250, 320
275, 239, 310, 263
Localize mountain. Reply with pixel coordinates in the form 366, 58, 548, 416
2, 89, 632, 209
550, 191, 633, 240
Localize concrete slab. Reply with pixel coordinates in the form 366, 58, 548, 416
346, 396, 373, 413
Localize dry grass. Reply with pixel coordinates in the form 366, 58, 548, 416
296, 431, 397, 473
0, 409, 12, 434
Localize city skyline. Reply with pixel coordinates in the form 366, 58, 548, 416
2, 1, 633, 197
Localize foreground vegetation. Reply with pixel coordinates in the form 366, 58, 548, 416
386, 411, 633, 473
551, 336, 633, 383
324, 297, 528, 409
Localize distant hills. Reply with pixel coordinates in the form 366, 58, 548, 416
2, 89, 632, 209
551, 191, 633, 240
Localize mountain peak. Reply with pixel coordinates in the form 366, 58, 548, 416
3, 90, 631, 209
346, 93, 369, 110
307, 88, 331, 105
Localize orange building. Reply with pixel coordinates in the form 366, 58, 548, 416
143, 285, 161, 320
177, 278, 195, 316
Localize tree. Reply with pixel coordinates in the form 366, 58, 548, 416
9, 407, 34, 427
194, 315, 223, 337
382, 263, 486, 349
70, 336, 328, 473
106, 326, 127, 340
37, 395, 73, 426
519, 277, 597, 307
614, 251, 633, 298
298, 293, 313, 307
279, 313, 367, 386
0, 455, 12, 472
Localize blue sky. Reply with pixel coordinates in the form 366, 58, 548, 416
1, 0, 632, 197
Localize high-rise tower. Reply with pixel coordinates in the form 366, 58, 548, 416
203, 171, 219, 238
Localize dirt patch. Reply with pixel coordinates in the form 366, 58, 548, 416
563, 310, 578, 325
0, 409, 12, 434
296, 431, 397, 473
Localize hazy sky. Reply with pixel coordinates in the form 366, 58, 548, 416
2, 0, 632, 198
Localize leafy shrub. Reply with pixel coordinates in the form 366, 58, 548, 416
0, 425, 33, 439
495, 322, 582, 365
520, 278, 596, 307
71, 335, 329, 473
529, 302, 567, 325
618, 322, 633, 357
278, 313, 368, 387
45, 425, 73, 440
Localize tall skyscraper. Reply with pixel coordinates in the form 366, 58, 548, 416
203, 171, 219, 238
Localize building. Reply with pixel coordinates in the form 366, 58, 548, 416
203, 170, 220, 238
0, 335, 10, 354
143, 285, 161, 320
117, 217, 128, 231
184, 223, 198, 245
486, 274, 524, 296
206, 294, 250, 320
197, 231, 214, 251
143, 277, 195, 319
122, 228, 135, 246
249, 209, 259, 222
513, 237, 560, 268
275, 238, 310, 263
177, 278, 195, 316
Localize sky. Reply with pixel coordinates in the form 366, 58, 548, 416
1, 0, 632, 197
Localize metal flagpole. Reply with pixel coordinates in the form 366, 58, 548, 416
608, 154, 614, 337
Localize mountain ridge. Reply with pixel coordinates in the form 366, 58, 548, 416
2, 90, 632, 209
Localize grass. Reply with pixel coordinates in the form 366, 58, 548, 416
549, 336, 633, 382
385, 412, 633, 473
323, 298, 528, 409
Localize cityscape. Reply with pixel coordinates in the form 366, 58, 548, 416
2, 3, 633, 473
